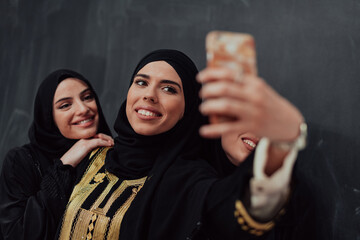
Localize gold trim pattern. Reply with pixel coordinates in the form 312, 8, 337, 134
107, 179, 146, 239
69, 147, 109, 202
59, 147, 109, 240
58, 147, 147, 240
72, 209, 94, 240
93, 214, 109, 240
89, 174, 119, 215
234, 200, 275, 236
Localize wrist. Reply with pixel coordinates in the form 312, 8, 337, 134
271, 122, 307, 152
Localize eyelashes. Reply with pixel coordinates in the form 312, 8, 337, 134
58, 103, 71, 109
55, 92, 95, 110
134, 79, 179, 94
134, 79, 147, 86
162, 86, 177, 94
83, 93, 95, 101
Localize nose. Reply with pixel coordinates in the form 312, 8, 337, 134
75, 101, 89, 115
143, 88, 158, 103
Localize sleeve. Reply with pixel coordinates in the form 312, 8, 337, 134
201, 153, 286, 239
249, 137, 297, 220
0, 148, 75, 240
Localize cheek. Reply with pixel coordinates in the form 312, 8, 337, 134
221, 134, 239, 152
126, 89, 136, 113
91, 103, 99, 119
53, 112, 64, 129
167, 96, 185, 118
168, 100, 184, 120
53, 113, 70, 136
90, 101, 98, 112
125, 99, 132, 120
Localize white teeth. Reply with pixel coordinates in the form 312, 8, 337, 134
138, 109, 158, 117
79, 118, 91, 124
243, 139, 257, 148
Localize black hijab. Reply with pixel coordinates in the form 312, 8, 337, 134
105, 49, 217, 239
28, 69, 111, 172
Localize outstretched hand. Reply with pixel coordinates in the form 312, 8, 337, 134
60, 133, 114, 167
197, 67, 304, 142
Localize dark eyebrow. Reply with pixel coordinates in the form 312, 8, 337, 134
160, 80, 182, 91
134, 74, 182, 91
134, 74, 150, 79
54, 88, 91, 104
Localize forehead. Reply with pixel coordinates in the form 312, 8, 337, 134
54, 78, 88, 99
137, 61, 182, 84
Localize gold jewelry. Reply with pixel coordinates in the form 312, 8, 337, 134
234, 200, 275, 236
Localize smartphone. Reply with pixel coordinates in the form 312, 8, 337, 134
205, 30, 258, 123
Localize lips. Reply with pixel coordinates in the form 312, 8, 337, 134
73, 116, 95, 126
135, 106, 162, 118
137, 109, 161, 117
242, 137, 258, 151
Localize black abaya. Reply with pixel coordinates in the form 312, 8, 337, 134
0, 69, 111, 240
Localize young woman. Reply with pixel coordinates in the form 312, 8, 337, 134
57, 49, 305, 240
0, 69, 113, 240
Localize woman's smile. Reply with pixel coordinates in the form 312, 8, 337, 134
241, 137, 258, 151
72, 116, 96, 127
135, 106, 162, 119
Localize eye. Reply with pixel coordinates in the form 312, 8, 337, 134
83, 93, 95, 101
162, 85, 178, 94
134, 79, 148, 86
58, 103, 71, 110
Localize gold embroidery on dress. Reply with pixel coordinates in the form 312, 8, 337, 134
89, 147, 99, 159
107, 180, 146, 239
94, 173, 107, 183
59, 147, 109, 240
93, 213, 109, 240
72, 209, 94, 240
69, 147, 109, 202
90, 172, 119, 215
58, 147, 147, 240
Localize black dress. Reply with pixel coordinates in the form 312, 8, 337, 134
0, 145, 75, 239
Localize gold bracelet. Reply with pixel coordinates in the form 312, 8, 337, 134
234, 200, 275, 236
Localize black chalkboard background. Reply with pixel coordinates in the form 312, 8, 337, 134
1, 0, 359, 239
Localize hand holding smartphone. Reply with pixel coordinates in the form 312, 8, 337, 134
205, 30, 258, 123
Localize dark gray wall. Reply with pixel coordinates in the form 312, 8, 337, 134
1, 0, 360, 238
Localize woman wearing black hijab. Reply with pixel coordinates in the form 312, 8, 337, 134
58, 49, 284, 240
0, 69, 113, 240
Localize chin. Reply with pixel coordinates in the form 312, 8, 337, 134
74, 129, 98, 139
133, 128, 157, 136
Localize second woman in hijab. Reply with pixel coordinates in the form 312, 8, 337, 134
57, 49, 300, 240
0, 69, 113, 240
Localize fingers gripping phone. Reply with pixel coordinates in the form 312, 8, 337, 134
205, 31, 258, 123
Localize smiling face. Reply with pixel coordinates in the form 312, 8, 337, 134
221, 132, 259, 166
53, 78, 99, 139
126, 61, 185, 136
